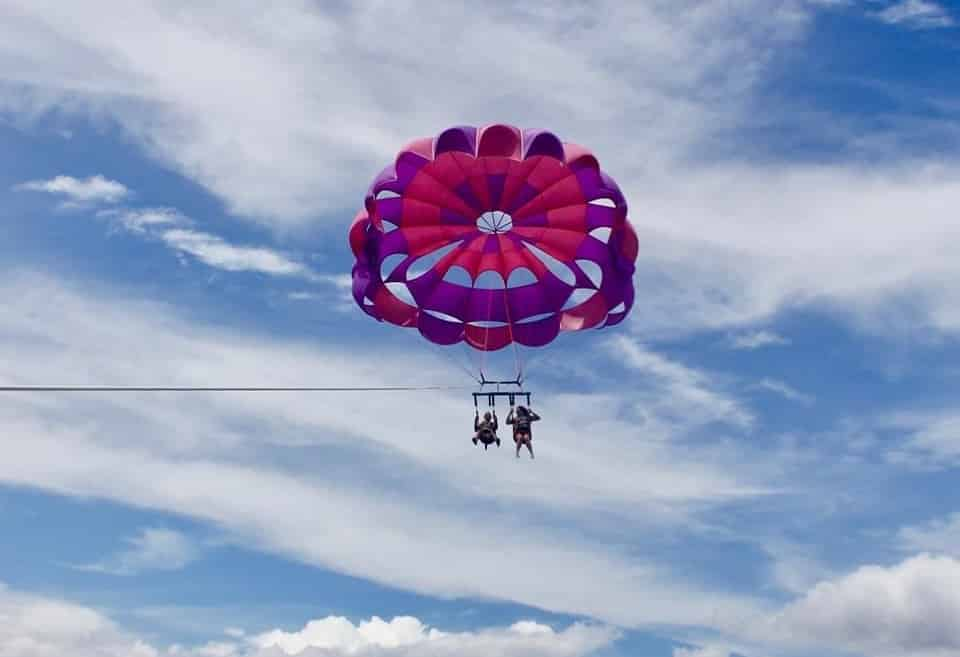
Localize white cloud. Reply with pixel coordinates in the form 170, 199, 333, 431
250, 616, 616, 657
99, 207, 188, 234
627, 164, 960, 340
14, 174, 129, 205
879, 410, 960, 469
673, 646, 732, 657
159, 228, 311, 277
0, 270, 775, 631
0, 584, 617, 657
1, 2, 959, 345
70, 527, 201, 576
95, 207, 323, 281
898, 513, 960, 557
0, 584, 158, 657
752, 379, 813, 405
765, 554, 960, 657
728, 331, 790, 350
871, 0, 954, 29
0, 1, 814, 225
762, 541, 835, 596
610, 335, 754, 430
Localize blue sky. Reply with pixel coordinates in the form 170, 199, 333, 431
1, 2, 960, 656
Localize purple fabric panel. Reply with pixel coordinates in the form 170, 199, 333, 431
512, 313, 561, 347
487, 174, 506, 209
435, 126, 477, 156
576, 236, 611, 264
522, 130, 565, 161
367, 163, 397, 198
352, 264, 371, 305
463, 288, 508, 323
482, 235, 499, 253
411, 277, 473, 321
600, 171, 627, 208
505, 183, 540, 214
376, 197, 403, 225
371, 178, 406, 199
505, 280, 554, 321
441, 208, 473, 225
586, 205, 617, 229
514, 211, 546, 228
454, 181, 483, 213
513, 270, 573, 313
417, 311, 465, 345
406, 268, 442, 299
379, 229, 411, 258
395, 151, 429, 186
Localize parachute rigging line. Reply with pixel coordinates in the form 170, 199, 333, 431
0, 385, 471, 392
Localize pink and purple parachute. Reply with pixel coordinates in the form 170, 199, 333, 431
349, 124, 638, 351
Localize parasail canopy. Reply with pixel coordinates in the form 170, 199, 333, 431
350, 124, 638, 352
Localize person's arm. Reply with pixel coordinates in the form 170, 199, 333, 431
492, 413, 498, 431
506, 408, 515, 424
529, 411, 541, 422
475, 414, 480, 431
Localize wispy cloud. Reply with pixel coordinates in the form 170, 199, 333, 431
69, 527, 201, 576
13, 174, 130, 207
289, 275, 353, 308
159, 228, 311, 278
871, 0, 955, 29
97, 207, 317, 279
673, 645, 733, 657
752, 378, 814, 405
880, 410, 960, 469
98, 207, 187, 234
898, 512, 960, 556
728, 330, 790, 350
0, 271, 775, 631
0, 2, 816, 225
611, 335, 754, 430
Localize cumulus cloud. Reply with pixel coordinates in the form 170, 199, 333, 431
250, 616, 617, 657
765, 554, 960, 657
871, 0, 955, 29
0, 585, 157, 657
0, 585, 616, 657
13, 174, 130, 206
69, 527, 201, 576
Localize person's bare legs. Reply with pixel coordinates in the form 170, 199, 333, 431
515, 434, 533, 459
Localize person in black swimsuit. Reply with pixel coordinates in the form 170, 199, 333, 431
506, 404, 540, 459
